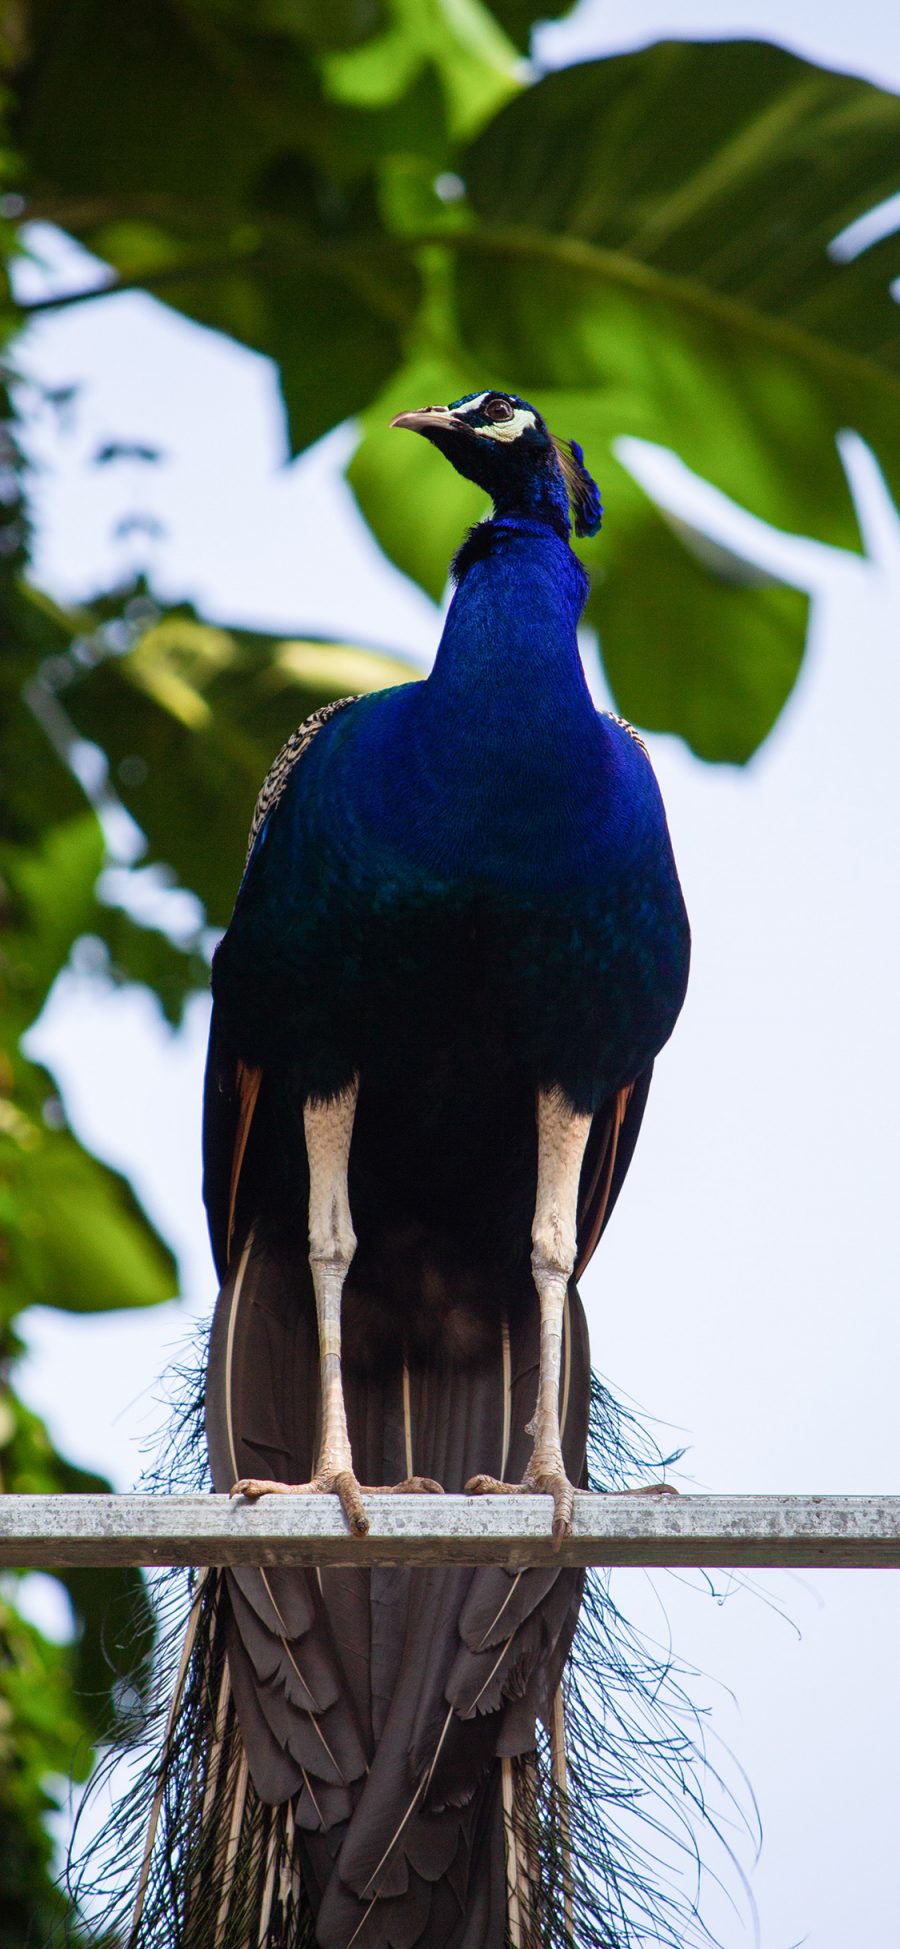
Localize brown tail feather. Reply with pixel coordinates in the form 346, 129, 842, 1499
196, 1228, 589, 1948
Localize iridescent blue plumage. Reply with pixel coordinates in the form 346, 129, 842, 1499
198, 389, 691, 1949
214, 407, 687, 1136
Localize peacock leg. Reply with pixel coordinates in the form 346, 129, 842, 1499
467, 1087, 591, 1546
233, 1081, 374, 1535
232, 1080, 441, 1536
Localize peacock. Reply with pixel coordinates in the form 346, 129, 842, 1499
95, 390, 693, 1949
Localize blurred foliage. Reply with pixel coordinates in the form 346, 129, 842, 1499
1, 0, 900, 1932
10, 7, 900, 757
0, 451, 169, 1930
65, 606, 418, 930
0, 1584, 97, 1946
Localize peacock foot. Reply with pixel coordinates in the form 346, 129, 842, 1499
231, 1469, 372, 1538
465, 1464, 576, 1550
231, 1470, 444, 1539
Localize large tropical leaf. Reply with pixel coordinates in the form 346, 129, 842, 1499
350, 41, 900, 756
457, 41, 900, 540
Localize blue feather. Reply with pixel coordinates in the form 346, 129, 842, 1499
214, 496, 688, 1121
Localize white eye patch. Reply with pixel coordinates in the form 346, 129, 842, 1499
455, 394, 539, 442
473, 406, 539, 442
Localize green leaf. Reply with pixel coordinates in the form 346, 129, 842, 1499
18, 0, 272, 204
107, 230, 423, 455
349, 351, 488, 597
322, 0, 521, 137
0, 1592, 89, 1939
264, 248, 422, 454
487, 0, 574, 50
2, 1092, 177, 1317
458, 43, 900, 541
0, 601, 90, 853
2, 813, 104, 1037
193, 0, 387, 52
591, 457, 809, 762
0, 796, 178, 1322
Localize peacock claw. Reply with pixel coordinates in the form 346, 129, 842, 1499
230, 1470, 445, 1538
465, 1468, 577, 1551
230, 1470, 371, 1538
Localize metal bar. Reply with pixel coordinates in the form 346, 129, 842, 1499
1, 1493, 899, 1570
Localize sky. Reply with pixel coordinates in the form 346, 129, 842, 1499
9, 0, 900, 1941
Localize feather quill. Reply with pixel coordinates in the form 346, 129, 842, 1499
227, 1063, 261, 1263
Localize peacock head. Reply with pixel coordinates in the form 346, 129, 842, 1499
390, 390, 602, 540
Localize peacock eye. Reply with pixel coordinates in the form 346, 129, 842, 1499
483, 396, 514, 422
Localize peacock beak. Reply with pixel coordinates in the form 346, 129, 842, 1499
390, 406, 469, 437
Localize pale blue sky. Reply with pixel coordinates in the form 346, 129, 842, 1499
11, 0, 900, 1939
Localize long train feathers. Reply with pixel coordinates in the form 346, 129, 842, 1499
68, 1351, 756, 1948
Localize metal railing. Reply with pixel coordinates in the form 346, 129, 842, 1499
2, 1492, 898, 1569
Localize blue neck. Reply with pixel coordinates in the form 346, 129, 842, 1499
428, 515, 592, 724
491, 463, 571, 535
332, 513, 601, 886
